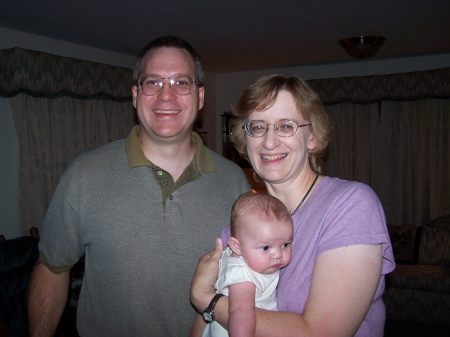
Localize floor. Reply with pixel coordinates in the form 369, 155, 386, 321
55, 307, 78, 337
384, 318, 449, 337
52, 316, 450, 337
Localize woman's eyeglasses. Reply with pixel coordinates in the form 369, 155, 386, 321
243, 119, 311, 138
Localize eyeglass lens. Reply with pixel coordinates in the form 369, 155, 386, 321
139, 74, 194, 96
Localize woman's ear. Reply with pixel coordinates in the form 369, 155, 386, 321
308, 132, 318, 151
228, 237, 242, 256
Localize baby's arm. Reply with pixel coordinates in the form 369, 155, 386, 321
228, 281, 257, 337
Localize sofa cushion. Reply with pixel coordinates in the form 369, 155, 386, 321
0, 236, 39, 337
418, 226, 450, 267
387, 225, 422, 264
386, 264, 450, 293
384, 287, 450, 325
426, 213, 450, 227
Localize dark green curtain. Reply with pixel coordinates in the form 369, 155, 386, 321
0, 47, 132, 100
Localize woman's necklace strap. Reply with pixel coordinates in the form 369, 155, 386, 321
291, 173, 319, 216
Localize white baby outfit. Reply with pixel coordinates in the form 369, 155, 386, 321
201, 247, 279, 337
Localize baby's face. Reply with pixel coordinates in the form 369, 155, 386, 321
238, 217, 293, 274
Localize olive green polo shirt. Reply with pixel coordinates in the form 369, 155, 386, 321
125, 125, 216, 210
41, 126, 218, 273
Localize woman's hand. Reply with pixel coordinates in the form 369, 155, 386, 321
190, 238, 224, 312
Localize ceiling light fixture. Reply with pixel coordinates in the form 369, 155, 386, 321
339, 36, 386, 59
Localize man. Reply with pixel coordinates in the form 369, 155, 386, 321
27, 36, 250, 337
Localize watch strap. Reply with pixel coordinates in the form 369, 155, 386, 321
203, 293, 224, 322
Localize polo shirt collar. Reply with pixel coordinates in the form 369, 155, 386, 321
125, 125, 216, 173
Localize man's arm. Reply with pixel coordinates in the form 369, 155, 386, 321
27, 261, 70, 337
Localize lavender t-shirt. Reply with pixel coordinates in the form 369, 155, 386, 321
221, 176, 395, 337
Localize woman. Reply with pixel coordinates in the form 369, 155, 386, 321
190, 74, 395, 337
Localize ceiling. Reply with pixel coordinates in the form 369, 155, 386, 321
1, 0, 449, 73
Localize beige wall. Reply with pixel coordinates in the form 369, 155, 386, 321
211, 54, 450, 153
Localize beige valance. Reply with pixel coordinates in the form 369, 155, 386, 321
0, 47, 132, 101
307, 67, 450, 104
1, 47, 449, 103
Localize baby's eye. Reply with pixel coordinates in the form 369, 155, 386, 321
282, 243, 290, 248
260, 246, 270, 251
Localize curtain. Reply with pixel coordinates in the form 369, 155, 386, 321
307, 68, 450, 227
9, 95, 137, 233
1, 47, 449, 231
323, 99, 449, 226
1, 48, 137, 235
0, 48, 132, 100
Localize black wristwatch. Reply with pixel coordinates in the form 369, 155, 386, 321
202, 293, 224, 323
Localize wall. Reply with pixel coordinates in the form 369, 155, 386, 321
211, 53, 450, 153
0, 27, 135, 68
0, 27, 137, 238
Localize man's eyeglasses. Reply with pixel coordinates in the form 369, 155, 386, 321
243, 119, 312, 138
137, 74, 197, 96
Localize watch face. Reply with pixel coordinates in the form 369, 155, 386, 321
203, 311, 213, 322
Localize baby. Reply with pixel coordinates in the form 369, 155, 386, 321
200, 192, 293, 337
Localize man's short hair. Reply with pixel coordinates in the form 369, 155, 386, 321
132, 36, 205, 86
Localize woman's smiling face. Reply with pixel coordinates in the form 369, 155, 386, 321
245, 90, 316, 186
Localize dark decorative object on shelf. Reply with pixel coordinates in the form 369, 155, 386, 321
221, 113, 250, 168
197, 132, 208, 147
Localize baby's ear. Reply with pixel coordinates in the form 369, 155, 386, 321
228, 237, 242, 256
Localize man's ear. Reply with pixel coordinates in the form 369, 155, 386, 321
228, 237, 242, 256
198, 86, 205, 110
132, 85, 138, 109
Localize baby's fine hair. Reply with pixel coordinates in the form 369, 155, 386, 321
230, 192, 292, 237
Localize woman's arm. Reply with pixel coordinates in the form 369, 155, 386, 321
190, 238, 224, 312
228, 281, 257, 337
252, 244, 383, 337
190, 312, 207, 337
191, 242, 382, 337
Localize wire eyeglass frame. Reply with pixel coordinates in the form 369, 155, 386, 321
137, 74, 197, 96
243, 119, 312, 138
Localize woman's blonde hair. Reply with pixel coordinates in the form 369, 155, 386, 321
231, 74, 332, 173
